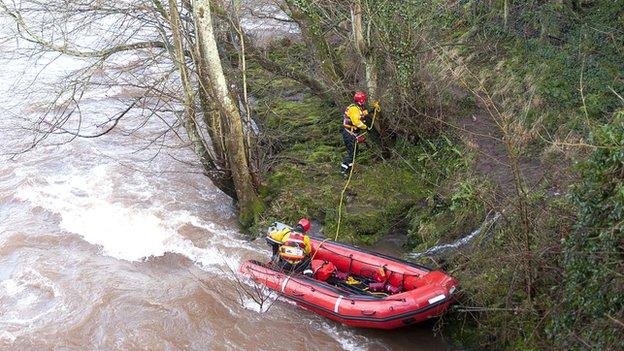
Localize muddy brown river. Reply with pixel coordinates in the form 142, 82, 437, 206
0, 19, 455, 351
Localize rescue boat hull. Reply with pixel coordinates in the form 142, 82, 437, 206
239, 236, 458, 329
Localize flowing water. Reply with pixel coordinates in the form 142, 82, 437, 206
0, 21, 455, 351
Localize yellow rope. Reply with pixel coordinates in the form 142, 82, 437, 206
308, 106, 379, 263
334, 106, 379, 242
334, 142, 358, 241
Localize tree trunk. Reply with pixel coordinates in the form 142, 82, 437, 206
503, 0, 509, 29
168, 0, 236, 199
229, 4, 257, 182
351, 0, 391, 154
351, 0, 377, 98
193, 28, 228, 169
192, 0, 261, 225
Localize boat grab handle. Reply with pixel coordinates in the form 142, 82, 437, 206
290, 291, 305, 297
361, 310, 376, 316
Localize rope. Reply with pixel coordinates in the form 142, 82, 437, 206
334, 106, 379, 241
309, 105, 380, 263
334, 142, 358, 240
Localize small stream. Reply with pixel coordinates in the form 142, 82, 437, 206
410, 213, 501, 259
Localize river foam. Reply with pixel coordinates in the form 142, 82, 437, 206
14, 162, 252, 271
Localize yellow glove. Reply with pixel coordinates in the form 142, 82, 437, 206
372, 101, 381, 111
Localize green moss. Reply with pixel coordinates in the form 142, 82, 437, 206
239, 196, 266, 230
458, 94, 477, 114
307, 145, 338, 163
255, 121, 472, 248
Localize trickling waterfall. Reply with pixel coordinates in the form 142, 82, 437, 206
410, 212, 501, 259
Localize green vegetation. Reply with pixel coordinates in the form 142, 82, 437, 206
247, 1, 623, 349
251, 79, 468, 246
550, 111, 624, 349
249, 42, 478, 248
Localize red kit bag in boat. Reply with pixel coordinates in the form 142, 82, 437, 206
368, 282, 385, 292
404, 275, 426, 291
386, 284, 402, 294
311, 260, 336, 281
373, 266, 387, 283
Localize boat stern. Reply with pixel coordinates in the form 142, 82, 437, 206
417, 271, 459, 315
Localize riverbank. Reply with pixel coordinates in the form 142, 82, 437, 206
246, 41, 492, 348
246, 7, 623, 345
248, 43, 486, 253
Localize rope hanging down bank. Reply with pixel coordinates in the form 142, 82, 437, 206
309, 105, 378, 264
334, 105, 379, 241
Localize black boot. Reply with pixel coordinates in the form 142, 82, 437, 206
340, 163, 352, 177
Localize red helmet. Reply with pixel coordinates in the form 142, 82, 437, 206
354, 91, 367, 105
297, 218, 311, 233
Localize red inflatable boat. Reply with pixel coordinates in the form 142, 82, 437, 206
239, 227, 458, 329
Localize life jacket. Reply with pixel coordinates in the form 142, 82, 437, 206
278, 231, 307, 264
343, 103, 365, 132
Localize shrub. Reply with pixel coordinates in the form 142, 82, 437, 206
550, 110, 624, 349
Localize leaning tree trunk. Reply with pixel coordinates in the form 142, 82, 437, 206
192, 0, 261, 225
168, 0, 236, 199
193, 29, 228, 174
